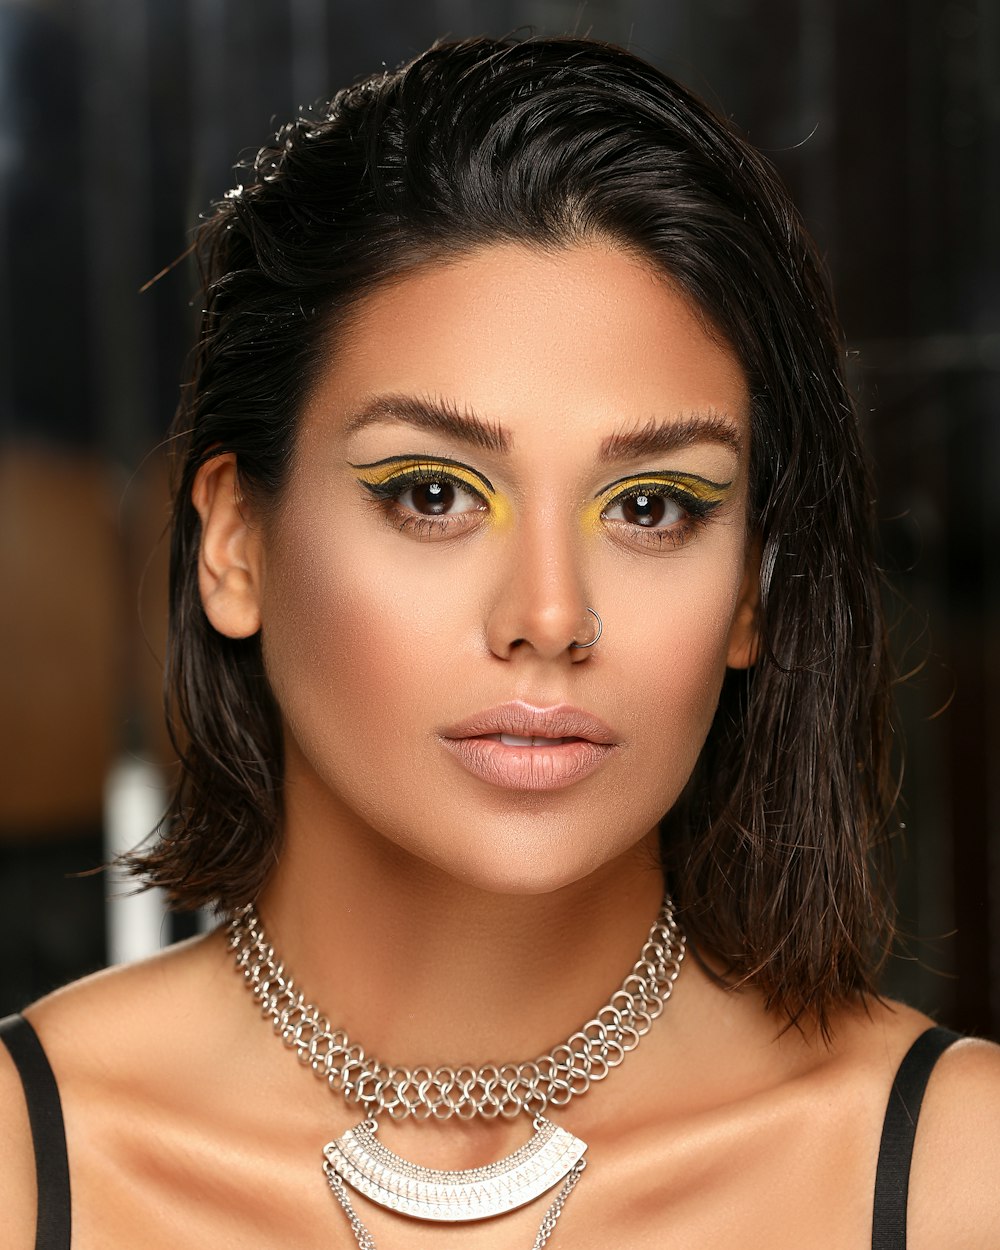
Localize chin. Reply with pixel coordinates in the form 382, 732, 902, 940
418, 826, 628, 898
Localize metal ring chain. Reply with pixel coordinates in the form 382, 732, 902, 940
228, 895, 685, 1120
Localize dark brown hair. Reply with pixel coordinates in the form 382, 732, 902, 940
129, 34, 896, 1031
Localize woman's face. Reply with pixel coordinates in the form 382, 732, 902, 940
239, 241, 757, 894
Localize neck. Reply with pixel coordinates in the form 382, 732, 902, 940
255, 783, 667, 1069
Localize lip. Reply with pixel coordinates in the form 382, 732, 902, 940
441, 701, 617, 745
439, 701, 618, 792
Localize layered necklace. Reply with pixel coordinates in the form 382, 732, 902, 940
229, 897, 685, 1248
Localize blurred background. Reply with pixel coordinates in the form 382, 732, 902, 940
0, 0, 997, 1035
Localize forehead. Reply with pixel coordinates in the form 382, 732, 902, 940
300, 241, 749, 454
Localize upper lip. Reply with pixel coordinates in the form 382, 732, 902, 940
441, 701, 617, 745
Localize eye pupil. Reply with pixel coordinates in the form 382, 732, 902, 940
413, 480, 453, 515
624, 492, 666, 527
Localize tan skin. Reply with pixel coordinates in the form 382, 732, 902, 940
3, 242, 999, 1248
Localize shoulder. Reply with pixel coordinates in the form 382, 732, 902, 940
908, 1030, 1000, 1250
0, 926, 278, 1250
810, 997, 1000, 1249
26, 923, 231, 1029
7, 927, 235, 1140
20, 927, 234, 1082
0, 1019, 37, 1250
836, 997, 1000, 1249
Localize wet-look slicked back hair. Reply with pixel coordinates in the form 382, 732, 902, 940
129, 34, 896, 1031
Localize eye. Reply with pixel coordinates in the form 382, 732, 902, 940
602, 490, 687, 529
353, 461, 491, 539
393, 475, 486, 518
596, 475, 730, 551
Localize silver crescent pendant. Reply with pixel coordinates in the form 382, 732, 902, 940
323, 1115, 588, 1222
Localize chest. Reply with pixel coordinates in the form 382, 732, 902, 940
67, 1108, 880, 1250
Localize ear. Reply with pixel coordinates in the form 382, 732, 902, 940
191, 453, 262, 639
726, 532, 762, 669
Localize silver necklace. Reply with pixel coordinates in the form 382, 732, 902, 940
229, 897, 684, 1248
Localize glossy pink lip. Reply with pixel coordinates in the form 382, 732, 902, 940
439, 702, 618, 791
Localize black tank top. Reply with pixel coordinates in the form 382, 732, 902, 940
0, 1012, 961, 1249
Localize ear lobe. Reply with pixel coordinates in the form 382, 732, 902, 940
726, 533, 762, 670
191, 453, 262, 639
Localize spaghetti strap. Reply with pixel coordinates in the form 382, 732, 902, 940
871, 1025, 962, 1249
0, 1013, 72, 1250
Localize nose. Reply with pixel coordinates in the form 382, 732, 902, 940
485, 510, 596, 663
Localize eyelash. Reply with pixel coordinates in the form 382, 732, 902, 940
359, 467, 490, 540
358, 466, 722, 549
602, 484, 720, 549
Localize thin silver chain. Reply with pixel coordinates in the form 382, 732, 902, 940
228, 897, 685, 1120
324, 1167, 377, 1250
323, 1158, 587, 1250
531, 1159, 587, 1248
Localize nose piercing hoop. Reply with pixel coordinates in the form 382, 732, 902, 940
570, 607, 603, 649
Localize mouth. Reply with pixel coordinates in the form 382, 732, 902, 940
438, 703, 617, 791
441, 701, 617, 747
478, 733, 588, 747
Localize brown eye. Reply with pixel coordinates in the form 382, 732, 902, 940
406, 480, 454, 515
606, 492, 685, 528
396, 477, 486, 517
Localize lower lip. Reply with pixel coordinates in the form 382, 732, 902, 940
439, 736, 615, 791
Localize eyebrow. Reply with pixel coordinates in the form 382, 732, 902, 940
343, 393, 743, 461
344, 394, 510, 453
600, 413, 742, 461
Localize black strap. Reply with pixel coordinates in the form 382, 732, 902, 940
871, 1024, 961, 1250
0, 1013, 72, 1250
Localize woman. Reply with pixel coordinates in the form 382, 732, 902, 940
2, 34, 997, 1250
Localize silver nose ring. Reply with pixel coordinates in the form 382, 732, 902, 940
570, 607, 602, 649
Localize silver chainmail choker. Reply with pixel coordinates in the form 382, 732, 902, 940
229, 897, 685, 1249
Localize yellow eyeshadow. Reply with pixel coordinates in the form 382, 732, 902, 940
488, 492, 513, 530
580, 472, 733, 533
353, 460, 513, 531
353, 461, 485, 491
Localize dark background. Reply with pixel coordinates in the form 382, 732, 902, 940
1, 0, 997, 1036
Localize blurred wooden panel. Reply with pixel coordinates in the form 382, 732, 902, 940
0, 446, 122, 830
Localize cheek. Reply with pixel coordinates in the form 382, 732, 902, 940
265, 584, 364, 729
258, 513, 457, 770
613, 546, 746, 774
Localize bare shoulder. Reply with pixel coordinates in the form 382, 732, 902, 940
0, 928, 240, 1250
24, 925, 231, 1054
908, 1029, 1000, 1250
14, 925, 237, 1115
0, 1022, 37, 1250
813, 997, 999, 1248
836, 995, 1000, 1249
